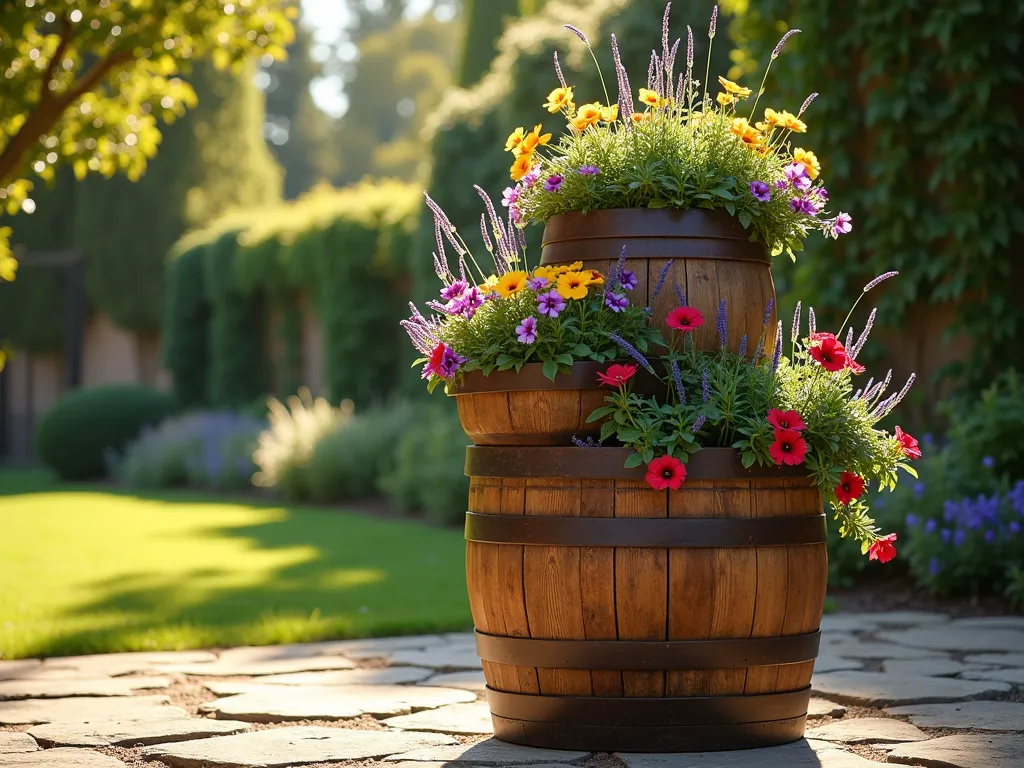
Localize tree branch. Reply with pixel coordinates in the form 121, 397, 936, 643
39, 16, 75, 105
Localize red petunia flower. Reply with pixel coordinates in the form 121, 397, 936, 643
835, 471, 865, 505
426, 343, 446, 376
666, 306, 704, 332
767, 408, 807, 432
894, 426, 922, 460
597, 363, 638, 387
645, 455, 687, 490
809, 335, 848, 372
868, 533, 898, 564
846, 358, 866, 375
769, 428, 808, 466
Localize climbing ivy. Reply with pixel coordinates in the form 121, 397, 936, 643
725, 0, 1024, 390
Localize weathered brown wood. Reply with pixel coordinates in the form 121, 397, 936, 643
684, 259, 721, 352
615, 479, 667, 697
523, 478, 591, 695
580, 478, 623, 697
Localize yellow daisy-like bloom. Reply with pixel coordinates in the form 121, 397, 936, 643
482, 275, 499, 290
631, 111, 653, 124
763, 107, 783, 127
777, 110, 807, 133
543, 86, 574, 113
505, 127, 526, 153
793, 148, 820, 179
585, 269, 605, 285
716, 92, 737, 106
557, 261, 584, 274
570, 102, 603, 132
496, 270, 529, 298
729, 117, 763, 147
556, 271, 590, 300
519, 123, 552, 155
533, 265, 559, 280
510, 153, 534, 181
638, 88, 666, 108
718, 76, 752, 98
600, 104, 619, 122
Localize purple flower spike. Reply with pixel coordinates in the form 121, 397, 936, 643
709, 5, 718, 37
564, 24, 589, 45
738, 334, 748, 358
605, 292, 629, 312
771, 28, 800, 59
544, 174, 564, 193
749, 181, 771, 202
579, 164, 600, 176
537, 289, 566, 318
701, 369, 711, 403
772, 321, 783, 372
608, 333, 656, 374
553, 51, 567, 88
762, 297, 775, 328
516, 316, 538, 344
716, 299, 728, 348
692, 414, 707, 433
670, 358, 686, 404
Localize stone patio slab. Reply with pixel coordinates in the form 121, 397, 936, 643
811, 654, 864, 674
883, 658, 990, 677
950, 617, 1024, 631
616, 739, 890, 766
382, 701, 493, 734
876, 627, 1024, 653
806, 717, 929, 744
886, 701, 1024, 731
256, 667, 434, 686
418, 670, 487, 692
386, 738, 587, 763
811, 670, 1010, 706
0, 734, 36, 754
200, 684, 476, 722
819, 639, 948, 660
0, 749, 127, 767
371, 646, 483, 670
962, 667, 1024, 685
158, 646, 357, 676
28, 716, 252, 747
0, 676, 171, 700
807, 698, 847, 719
40, 651, 216, 678
838, 611, 952, 626
0, 696, 181, 725
141, 725, 453, 767
0, 661, 42, 682
887, 733, 1024, 768
965, 653, 1024, 668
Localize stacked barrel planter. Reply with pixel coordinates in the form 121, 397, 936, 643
451, 209, 826, 753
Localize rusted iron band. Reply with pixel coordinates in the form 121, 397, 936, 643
475, 631, 820, 670
448, 361, 665, 395
465, 446, 813, 480
465, 513, 827, 548
486, 686, 812, 727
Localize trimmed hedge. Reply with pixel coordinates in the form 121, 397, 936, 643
36, 385, 179, 480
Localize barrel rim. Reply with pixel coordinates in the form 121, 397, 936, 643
447, 360, 664, 395
465, 445, 812, 480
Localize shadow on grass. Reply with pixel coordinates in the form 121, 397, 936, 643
0, 469, 471, 658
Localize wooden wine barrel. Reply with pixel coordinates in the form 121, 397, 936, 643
464, 446, 827, 752
448, 362, 663, 446
541, 209, 778, 356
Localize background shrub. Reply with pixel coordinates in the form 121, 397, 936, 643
36, 385, 178, 480
114, 411, 264, 492
305, 401, 417, 503
379, 405, 470, 526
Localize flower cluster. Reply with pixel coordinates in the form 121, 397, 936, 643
590, 272, 917, 557
498, 3, 852, 258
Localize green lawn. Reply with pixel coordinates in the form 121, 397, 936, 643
0, 471, 471, 659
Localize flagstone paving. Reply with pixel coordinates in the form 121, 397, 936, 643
1, 613, 1023, 768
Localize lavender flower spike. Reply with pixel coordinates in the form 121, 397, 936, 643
686, 25, 694, 67
709, 5, 718, 38
762, 297, 775, 328
608, 245, 628, 291
564, 24, 589, 45
608, 333, 656, 374
852, 308, 877, 358
739, 334, 748, 358
675, 282, 686, 307
650, 259, 674, 304
553, 51, 567, 89
863, 271, 899, 293
691, 414, 707, 433
701, 369, 711, 403
808, 306, 817, 336
772, 321, 783, 372
791, 301, 802, 344
480, 214, 493, 253
771, 29, 800, 59
611, 34, 634, 126
670, 358, 686, 404
662, 2, 672, 62
798, 92, 818, 116
716, 299, 728, 348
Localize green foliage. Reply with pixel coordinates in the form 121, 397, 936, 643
379, 404, 470, 526
726, 0, 1024, 390
458, 0, 522, 87
305, 402, 417, 503
35, 384, 178, 480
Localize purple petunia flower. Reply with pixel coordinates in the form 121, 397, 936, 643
833, 212, 853, 235
579, 164, 600, 176
501, 186, 520, 208
537, 289, 566, 318
516, 316, 538, 344
440, 280, 468, 302
439, 347, 466, 379
605, 292, 629, 312
620, 269, 638, 290
812, 186, 829, 201
749, 181, 771, 202
790, 197, 818, 215
784, 162, 808, 183
522, 166, 541, 187
544, 174, 565, 193
528, 276, 550, 291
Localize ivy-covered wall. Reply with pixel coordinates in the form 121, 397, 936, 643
725, 0, 1024, 392
163, 180, 420, 409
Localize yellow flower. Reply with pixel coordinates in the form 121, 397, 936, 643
543, 86, 574, 113
729, 117, 763, 147
510, 153, 534, 181
570, 102, 603, 132
556, 261, 584, 274
638, 88, 666, 108
585, 269, 605, 285
600, 104, 619, 122
481, 275, 499, 291
519, 123, 552, 155
556, 271, 590, 300
793, 148, 820, 179
717, 76, 752, 98
763, 107, 783, 127
777, 110, 807, 133
496, 270, 529, 298
533, 265, 559, 280
631, 111, 653, 124
505, 127, 526, 153
716, 92, 737, 106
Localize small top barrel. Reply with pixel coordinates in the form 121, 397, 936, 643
541, 208, 778, 356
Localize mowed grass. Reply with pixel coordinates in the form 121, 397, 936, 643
0, 470, 471, 659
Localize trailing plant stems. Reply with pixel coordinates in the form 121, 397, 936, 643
583, 41, 611, 108
703, 15, 715, 111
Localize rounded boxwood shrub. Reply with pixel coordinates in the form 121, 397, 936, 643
36, 385, 179, 480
